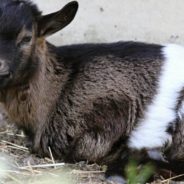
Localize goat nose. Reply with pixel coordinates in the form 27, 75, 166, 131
0, 60, 10, 76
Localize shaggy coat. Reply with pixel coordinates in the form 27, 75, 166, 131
0, 0, 184, 182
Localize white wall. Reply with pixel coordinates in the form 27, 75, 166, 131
33, 0, 184, 46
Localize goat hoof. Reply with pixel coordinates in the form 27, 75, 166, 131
106, 175, 126, 184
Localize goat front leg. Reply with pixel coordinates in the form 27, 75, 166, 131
29, 119, 53, 158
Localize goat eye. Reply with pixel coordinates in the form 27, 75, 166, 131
19, 36, 32, 46
22, 36, 32, 43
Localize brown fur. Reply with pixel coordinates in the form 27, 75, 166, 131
0, 41, 164, 163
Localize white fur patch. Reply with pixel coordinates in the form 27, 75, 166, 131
129, 44, 184, 150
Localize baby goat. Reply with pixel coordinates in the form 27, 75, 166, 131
0, 0, 183, 182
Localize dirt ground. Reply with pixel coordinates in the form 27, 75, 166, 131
0, 107, 183, 184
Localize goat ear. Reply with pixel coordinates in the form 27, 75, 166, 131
37, 1, 78, 37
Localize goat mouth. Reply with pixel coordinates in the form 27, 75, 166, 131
0, 71, 10, 78
0, 72, 12, 89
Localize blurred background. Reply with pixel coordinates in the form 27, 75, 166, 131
33, 0, 184, 46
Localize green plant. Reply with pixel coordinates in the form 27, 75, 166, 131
126, 160, 155, 184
